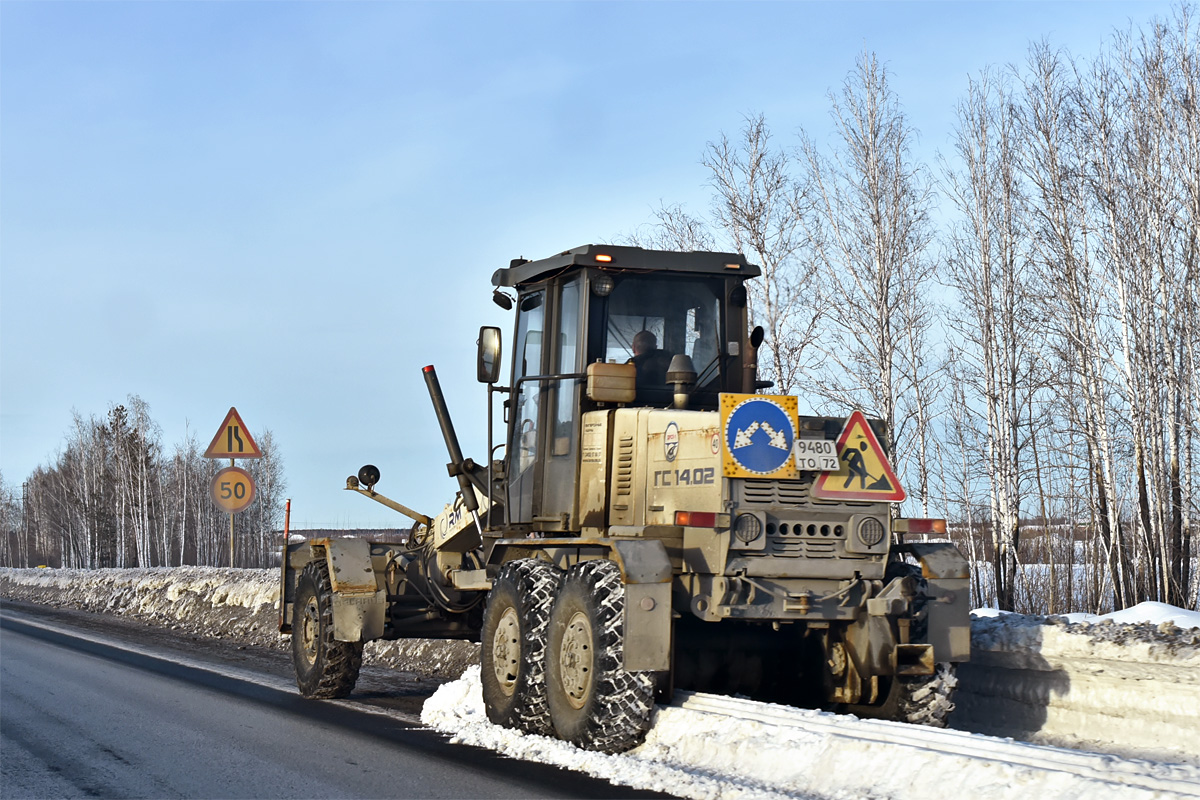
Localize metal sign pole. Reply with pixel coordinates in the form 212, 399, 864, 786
229, 457, 235, 568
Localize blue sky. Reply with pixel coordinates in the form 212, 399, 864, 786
1, 1, 1175, 529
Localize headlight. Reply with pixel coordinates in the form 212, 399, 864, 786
857, 517, 886, 547
734, 513, 763, 543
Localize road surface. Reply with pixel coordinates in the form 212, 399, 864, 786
0, 607, 664, 799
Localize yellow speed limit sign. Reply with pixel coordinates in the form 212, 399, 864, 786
211, 466, 256, 513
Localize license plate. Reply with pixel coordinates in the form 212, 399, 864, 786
794, 438, 840, 472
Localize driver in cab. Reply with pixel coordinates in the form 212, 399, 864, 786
629, 330, 672, 404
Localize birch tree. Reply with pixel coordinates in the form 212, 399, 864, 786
1017, 41, 1133, 609
625, 203, 716, 252
704, 114, 819, 394
802, 50, 937, 487
941, 69, 1040, 610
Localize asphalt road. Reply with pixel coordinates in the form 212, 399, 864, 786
0, 609, 665, 799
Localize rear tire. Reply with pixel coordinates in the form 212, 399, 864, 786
546, 559, 654, 753
292, 560, 363, 698
480, 559, 562, 735
849, 663, 958, 727
843, 560, 957, 727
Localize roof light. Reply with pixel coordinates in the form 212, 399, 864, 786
595, 254, 613, 263
724, 263, 740, 269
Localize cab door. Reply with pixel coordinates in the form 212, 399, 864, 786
537, 277, 583, 529
507, 289, 545, 525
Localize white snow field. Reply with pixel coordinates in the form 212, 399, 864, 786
3, 567, 1199, 800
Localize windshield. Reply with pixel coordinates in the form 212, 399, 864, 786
603, 276, 723, 407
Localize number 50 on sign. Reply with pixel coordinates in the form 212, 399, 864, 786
211, 466, 256, 513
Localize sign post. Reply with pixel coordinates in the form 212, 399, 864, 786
203, 407, 262, 567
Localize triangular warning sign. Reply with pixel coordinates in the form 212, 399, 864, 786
811, 410, 905, 502
203, 407, 262, 459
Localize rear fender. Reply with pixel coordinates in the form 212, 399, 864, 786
609, 539, 673, 673
609, 542, 676, 671
899, 542, 971, 662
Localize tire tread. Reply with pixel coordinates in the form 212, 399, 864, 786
293, 560, 363, 698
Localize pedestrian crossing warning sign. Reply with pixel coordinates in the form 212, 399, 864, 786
812, 410, 905, 502
203, 407, 262, 459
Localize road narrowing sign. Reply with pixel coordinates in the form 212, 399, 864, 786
203, 407, 262, 459
211, 466, 257, 513
811, 410, 906, 502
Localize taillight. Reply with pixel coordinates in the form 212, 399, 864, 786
893, 518, 947, 535
675, 510, 717, 527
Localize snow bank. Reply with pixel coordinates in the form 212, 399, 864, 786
0, 566, 281, 641
0, 566, 279, 610
955, 606, 1200, 763
0, 567, 478, 677
423, 667, 1200, 800
1072, 600, 1200, 629
421, 667, 802, 800
973, 601, 1200, 629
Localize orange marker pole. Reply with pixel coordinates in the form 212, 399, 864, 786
279, 498, 293, 632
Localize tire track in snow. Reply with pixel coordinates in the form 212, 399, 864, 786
673, 691, 1200, 798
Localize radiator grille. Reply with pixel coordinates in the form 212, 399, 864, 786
737, 479, 872, 512
741, 479, 811, 506
736, 479, 870, 560
615, 435, 634, 498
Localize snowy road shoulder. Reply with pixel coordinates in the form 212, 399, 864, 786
422, 667, 1200, 800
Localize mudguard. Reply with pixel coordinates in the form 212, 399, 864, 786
902, 542, 972, 662
610, 539, 673, 672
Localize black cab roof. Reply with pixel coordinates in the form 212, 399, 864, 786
491, 244, 761, 289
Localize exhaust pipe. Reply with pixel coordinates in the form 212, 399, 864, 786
422, 365, 482, 526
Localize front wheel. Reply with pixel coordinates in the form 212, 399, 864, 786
292, 560, 363, 698
546, 559, 654, 753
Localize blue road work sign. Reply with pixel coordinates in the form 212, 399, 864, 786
720, 394, 799, 479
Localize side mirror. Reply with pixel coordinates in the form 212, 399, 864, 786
750, 325, 765, 349
478, 326, 503, 384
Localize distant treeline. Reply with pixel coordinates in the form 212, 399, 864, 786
0, 395, 285, 569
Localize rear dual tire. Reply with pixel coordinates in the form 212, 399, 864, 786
546, 560, 655, 753
480, 558, 655, 753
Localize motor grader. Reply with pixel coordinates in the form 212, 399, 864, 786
279, 244, 971, 753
